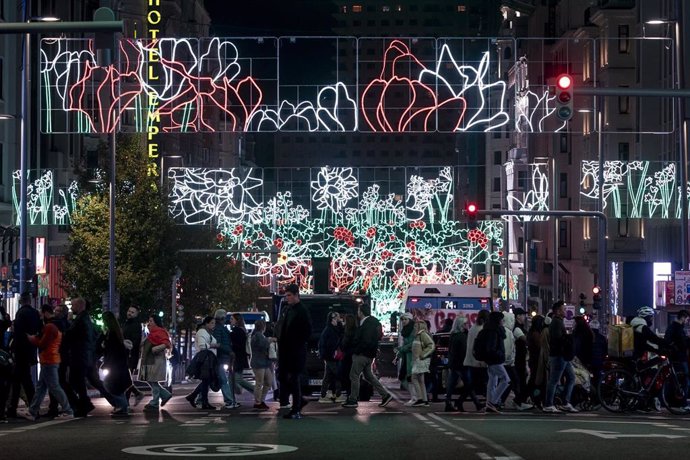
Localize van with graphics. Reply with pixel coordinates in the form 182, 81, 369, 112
402, 284, 491, 333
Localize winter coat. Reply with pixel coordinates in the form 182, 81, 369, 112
535, 327, 551, 386
139, 339, 168, 382
591, 330, 608, 369
463, 323, 487, 368
64, 310, 96, 368
230, 326, 249, 371
28, 322, 61, 365
318, 324, 342, 362
12, 305, 42, 365
631, 317, 668, 359
478, 325, 506, 366
448, 330, 469, 371
502, 312, 516, 366
102, 332, 133, 395
250, 332, 272, 369
196, 328, 217, 355
121, 318, 142, 370
352, 316, 383, 358
513, 321, 528, 371
665, 321, 690, 363
277, 301, 312, 372
397, 322, 416, 377
548, 316, 568, 358
212, 323, 234, 365
410, 330, 435, 374
186, 349, 219, 389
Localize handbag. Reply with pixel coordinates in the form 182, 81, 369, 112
333, 348, 345, 361
268, 341, 278, 360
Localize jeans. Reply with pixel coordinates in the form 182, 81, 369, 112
348, 354, 389, 402
545, 356, 575, 407
445, 369, 463, 402
320, 361, 342, 397
410, 373, 427, 402
218, 364, 236, 405
233, 370, 255, 394
486, 364, 511, 405
148, 381, 172, 407
9, 361, 35, 414
29, 364, 72, 415
672, 361, 690, 403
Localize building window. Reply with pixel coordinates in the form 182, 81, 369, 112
618, 142, 629, 161
559, 221, 568, 247
493, 150, 502, 165
619, 93, 630, 114
352, 5, 362, 13
382, 5, 390, 12
457, 5, 466, 12
559, 173, 567, 198
560, 133, 568, 153
493, 177, 501, 192
340, 5, 347, 13
618, 25, 630, 54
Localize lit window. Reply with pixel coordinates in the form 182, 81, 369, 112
396, 4, 403, 11
382, 5, 390, 12
352, 5, 362, 13
341, 5, 347, 13
457, 5, 466, 12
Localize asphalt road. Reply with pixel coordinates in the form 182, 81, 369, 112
2, 380, 690, 460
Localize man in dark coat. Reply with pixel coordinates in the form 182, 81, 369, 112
318, 311, 343, 402
342, 303, 393, 409
63, 297, 98, 417
277, 284, 312, 419
122, 305, 144, 404
665, 309, 689, 406
7, 293, 42, 418
212, 309, 239, 409
0, 306, 13, 422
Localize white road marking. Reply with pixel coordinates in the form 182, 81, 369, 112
466, 444, 477, 449
477, 453, 492, 459
559, 428, 685, 439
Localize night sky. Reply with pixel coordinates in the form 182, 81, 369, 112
203, 0, 337, 36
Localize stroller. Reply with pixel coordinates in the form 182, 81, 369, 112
554, 357, 599, 411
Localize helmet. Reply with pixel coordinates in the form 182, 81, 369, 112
637, 306, 655, 318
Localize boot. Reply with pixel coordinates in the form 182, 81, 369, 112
444, 401, 455, 412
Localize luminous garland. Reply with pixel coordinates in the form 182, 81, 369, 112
168, 166, 503, 314
580, 160, 690, 219
40, 37, 515, 134
12, 170, 79, 226
505, 161, 551, 221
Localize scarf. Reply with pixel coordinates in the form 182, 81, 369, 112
147, 325, 171, 347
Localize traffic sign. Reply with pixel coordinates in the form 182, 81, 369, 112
11, 258, 36, 280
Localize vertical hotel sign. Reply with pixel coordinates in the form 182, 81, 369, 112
147, 0, 161, 185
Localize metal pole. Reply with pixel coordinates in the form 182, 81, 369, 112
108, 131, 116, 314
597, 102, 607, 326
675, 0, 688, 269
523, 221, 529, 311
552, 157, 559, 305
18, 3, 31, 295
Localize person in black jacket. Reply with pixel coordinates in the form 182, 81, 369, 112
543, 301, 578, 413
480, 311, 509, 413
7, 293, 42, 418
277, 284, 312, 419
589, 320, 608, 396
318, 311, 343, 403
444, 316, 480, 412
101, 311, 132, 416
0, 306, 13, 422
121, 305, 144, 405
664, 309, 689, 407
213, 309, 239, 409
230, 313, 255, 395
341, 303, 393, 409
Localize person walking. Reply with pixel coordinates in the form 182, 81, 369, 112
341, 303, 393, 409
229, 313, 255, 395
526, 315, 546, 408
339, 314, 357, 399
26, 305, 73, 420
543, 301, 578, 413
477, 311, 510, 414
63, 297, 99, 417
250, 319, 274, 409
664, 309, 689, 409
47, 304, 72, 418
589, 320, 608, 403
212, 309, 240, 410
186, 316, 218, 410
101, 311, 131, 416
444, 316, 481, 412
409, 320, 435, 407
7, 293, 41, 418
499, 311, 517, 409
462, 309, 489, 412
277, 284, 312, 419
511, 308, 533, 410
395, 312, 416, 404
318, 311, 344, 403
140, 315, 173, 411
0, 306, 11, 423
121, 305, 144, 406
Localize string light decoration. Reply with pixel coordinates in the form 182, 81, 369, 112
168, 166, 503, 315
12, 170, 79, 226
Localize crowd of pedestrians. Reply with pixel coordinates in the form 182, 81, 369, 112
2, 289, 688, 422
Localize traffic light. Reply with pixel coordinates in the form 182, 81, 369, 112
465, 202, 478, 221
579, 292, 586, 314
592, 285, 602, 310
555, 73, 574, 121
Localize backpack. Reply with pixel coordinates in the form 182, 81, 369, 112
473, 329, 490, 362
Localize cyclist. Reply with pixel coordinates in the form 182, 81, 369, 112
631, 307, 669, 361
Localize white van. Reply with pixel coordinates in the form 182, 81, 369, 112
402, 284, 491, 333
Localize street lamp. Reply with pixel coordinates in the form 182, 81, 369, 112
646, 10, 687, 269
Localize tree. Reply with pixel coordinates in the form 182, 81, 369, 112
62, 134, 177, 317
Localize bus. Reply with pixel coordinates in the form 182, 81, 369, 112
402, 284, 491, 333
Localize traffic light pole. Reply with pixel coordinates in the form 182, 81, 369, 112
478, 209, 608, 325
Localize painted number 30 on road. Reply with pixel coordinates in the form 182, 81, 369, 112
122, 443, 298, 457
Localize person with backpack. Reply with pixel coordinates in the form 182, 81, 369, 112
475, 311, 510, 413
318, 311, 343, 403
543, 301, 578, 413
230, 313, 255, 395
0, 306, 13, 423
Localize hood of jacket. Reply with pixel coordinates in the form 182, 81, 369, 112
502, 312, 515, 330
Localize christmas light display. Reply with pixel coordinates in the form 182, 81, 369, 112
505, 161, 551, 220
12, 170, 79, 226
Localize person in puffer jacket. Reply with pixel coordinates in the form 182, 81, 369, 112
631, 306, 669, 360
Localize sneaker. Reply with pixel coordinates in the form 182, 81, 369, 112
160, 394, 173, 407
334, 395, 347, 403
516, 402, 534, 411
542, 405, 561, 413
444, 403, 455, 412
0, 416, 7, 424
378, 393, 393, 407
279, 403, 292, 410
111, 408, 130, 417
256, 402, 270, 410
185, 394, 197, 409
282, 411, 302, 420
485, 402, 501, 413
560, 403, 579, 413
412, 399, 427, 407
28, 411, 39, 422
341, 400, 358, 408
143, 404, 159, 411
318, 396, 334, 403
404, 399, 416, 407
224, 402, 241, 409
56, 412, 74, 419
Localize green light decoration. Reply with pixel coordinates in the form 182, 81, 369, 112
12, 170, 79, 226
580, 160, 690, 219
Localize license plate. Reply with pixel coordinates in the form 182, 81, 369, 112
308, 379, 323, 386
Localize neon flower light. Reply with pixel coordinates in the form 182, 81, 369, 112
40, 37, 517, 133
580, 160, 690, 219
505, 161, 551, 221
12, 170, 79, 225
168, 166, 504, 315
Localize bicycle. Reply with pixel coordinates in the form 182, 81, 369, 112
598, 355, 689, 415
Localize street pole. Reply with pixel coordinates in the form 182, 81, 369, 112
597, 102, 607, 327
552, 157, 559, 306
18, 1, 31, 295
674, 0, 688, 270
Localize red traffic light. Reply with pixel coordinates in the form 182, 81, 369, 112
556, 74, 573, 90
592, 285, 601, 295
467, 203, 477, 213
